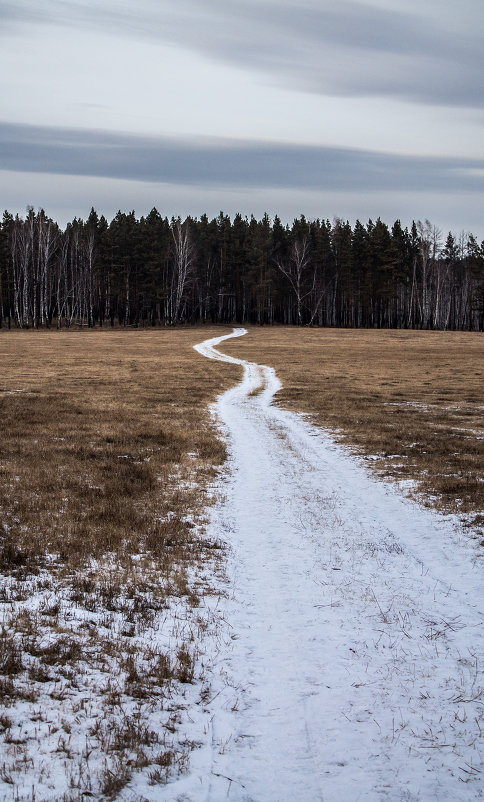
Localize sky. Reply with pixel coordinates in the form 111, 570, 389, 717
1, 0, 483, 237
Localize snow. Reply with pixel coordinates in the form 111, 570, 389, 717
172, 327, 483, 801
1, 327, 482, 801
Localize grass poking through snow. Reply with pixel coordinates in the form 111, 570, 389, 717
0, 327, 239, 801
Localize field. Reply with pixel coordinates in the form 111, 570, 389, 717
0, 329, 238, 800
0, 325, 483, 800
223, 326, 484, 533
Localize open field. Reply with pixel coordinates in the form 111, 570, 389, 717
0, 325, 483, 799
222, 327, 484, 535
0, 328, 238, 801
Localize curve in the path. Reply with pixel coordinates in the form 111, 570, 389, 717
180, 328, 483, 802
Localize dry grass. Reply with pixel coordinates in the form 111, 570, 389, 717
222, 327, 484, 536
0, 328, 239, 571
0, 327, 239, 799
1, 324, 482, 796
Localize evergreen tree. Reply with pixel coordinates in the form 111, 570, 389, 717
0, 208, 481, 331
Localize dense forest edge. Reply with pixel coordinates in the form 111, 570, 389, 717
1, 207, 483, 330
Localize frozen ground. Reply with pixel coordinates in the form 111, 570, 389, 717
2, 328, 482, 801
168, 328, 484, 801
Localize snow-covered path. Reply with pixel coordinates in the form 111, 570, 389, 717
183, 329, 483, 801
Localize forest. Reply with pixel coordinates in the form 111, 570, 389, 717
0, 207, 483, 330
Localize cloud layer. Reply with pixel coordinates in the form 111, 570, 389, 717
1, 121, 483, 194
2, 0, 483, 108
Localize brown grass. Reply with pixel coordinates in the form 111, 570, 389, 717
1, 324, 482, 795
0, 327, 239, 798
222, 327, 484, 535
0, 328, 238, 572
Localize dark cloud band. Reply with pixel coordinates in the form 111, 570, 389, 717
1, 0, 483, 108
1, 121, 483, 194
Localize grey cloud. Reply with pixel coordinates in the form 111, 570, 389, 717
1, 0, 483, 108
1, 121, 483, 194
0, 1, 52, 26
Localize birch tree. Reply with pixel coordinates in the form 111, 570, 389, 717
276, 236, 313, 325
170, 219, 196, 324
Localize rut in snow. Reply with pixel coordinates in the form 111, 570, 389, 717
176, 328, 483, 802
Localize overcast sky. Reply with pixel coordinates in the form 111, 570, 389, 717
1, 0, 483, 236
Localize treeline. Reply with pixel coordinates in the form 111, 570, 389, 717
0, 207, 483, 330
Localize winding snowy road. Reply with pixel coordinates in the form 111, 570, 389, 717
178, 329, 483, 801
